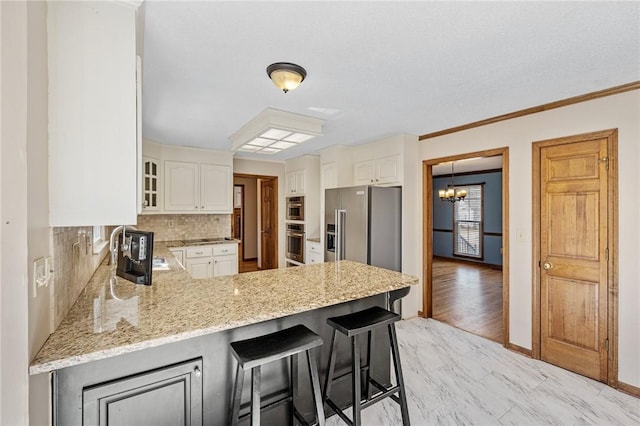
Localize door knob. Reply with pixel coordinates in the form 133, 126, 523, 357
543, 261, 553, 270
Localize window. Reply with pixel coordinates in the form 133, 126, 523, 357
453, 185, 483, 258
93, 226, 107, 254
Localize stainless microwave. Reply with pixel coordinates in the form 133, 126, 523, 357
286, 196, 304, 221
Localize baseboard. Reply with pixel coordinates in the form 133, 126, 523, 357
506, 342, 532, 357
618, 381, 640, 398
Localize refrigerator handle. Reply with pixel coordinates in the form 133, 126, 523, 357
336, 209, 346, 261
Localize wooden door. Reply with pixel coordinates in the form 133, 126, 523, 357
539, 135, 610, 382
260, 179, 277, 270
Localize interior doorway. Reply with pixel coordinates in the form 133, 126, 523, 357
423, 148, 510, 346
233, 173, 278, 272
531, 129, 618, 385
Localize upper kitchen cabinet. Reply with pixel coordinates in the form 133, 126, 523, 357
285, 170, 305, 195
320, 145, 354, 189
48, 1, 140, 226
351, 135, 414, 187
285, 155, 319, 196
285, 155, 321, 235
143, 140, 233, 215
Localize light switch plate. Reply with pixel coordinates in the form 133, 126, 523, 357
33, 256, 52, 298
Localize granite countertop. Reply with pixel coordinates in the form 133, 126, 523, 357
164, 237, 240, 248
30, 243, 418, 375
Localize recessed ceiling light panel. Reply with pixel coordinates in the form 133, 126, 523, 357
230, 108, 326, 156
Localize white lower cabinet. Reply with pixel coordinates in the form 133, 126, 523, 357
181, 244, 238, 278
184, 246, 214, 279
213, 244, 238, 276
306, 240, 324, 264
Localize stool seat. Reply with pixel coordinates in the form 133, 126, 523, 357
231, 324, 323, 370
229, 324, 325, 425
327, 306, 400, 337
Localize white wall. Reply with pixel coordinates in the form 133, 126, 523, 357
26, 2, 52, 424
0, 1, 30, 423
233, 159, 286, 267
417, 90, 640, 387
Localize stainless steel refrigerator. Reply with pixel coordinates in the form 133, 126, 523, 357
325, 185, 401, 272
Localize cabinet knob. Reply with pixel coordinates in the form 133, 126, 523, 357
195, 206, 198, 209
201, 206, 204, 209
194, 366, 201, 378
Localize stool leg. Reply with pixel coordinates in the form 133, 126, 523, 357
389, 324, 410, 426
351, 335, 362, 426
322, 329, 338, 405
306, 349, 326, 426
291, 353, 298, 425
230, 363, 244, 426
364, 330, 372, 402
251, 366, 261, 426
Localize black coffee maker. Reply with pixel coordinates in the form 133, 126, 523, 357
116, 230, 154, 285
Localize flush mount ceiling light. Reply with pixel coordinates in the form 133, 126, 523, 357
266, 62, 307, 93
230, 108, 325, 155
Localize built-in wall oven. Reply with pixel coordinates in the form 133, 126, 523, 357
286, 223, 305, 264
286, 196, 305, 221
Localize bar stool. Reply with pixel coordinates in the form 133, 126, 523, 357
229, 324, 325, 426
322, 306, 410, 426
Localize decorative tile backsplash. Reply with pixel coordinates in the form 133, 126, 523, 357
136, 214, 231, 241
52, 226, 110, 329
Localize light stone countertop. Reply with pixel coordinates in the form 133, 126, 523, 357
29, 243, 418, 375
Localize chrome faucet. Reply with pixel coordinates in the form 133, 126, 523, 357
109, 225, 137, 265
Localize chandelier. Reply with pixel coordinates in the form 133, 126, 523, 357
438, 162, 467, 203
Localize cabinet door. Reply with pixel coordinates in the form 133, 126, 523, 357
286, 171, 297, 194
185, 257, 214, 279
353, 159, 376, 185
295, 170, 305, 194
142, 157, 161, 211
376, 154, 401, 184
48, 1, 138, 226
164, 161, 199, 211
200, 164, 232, 213
322, 163, 337, 189
213, 254, 238, 277
83, 358, 203, 426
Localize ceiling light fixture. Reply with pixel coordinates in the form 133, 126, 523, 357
230, 108, 325, 155
266, 62, 307, 93
439, 162, 467, 203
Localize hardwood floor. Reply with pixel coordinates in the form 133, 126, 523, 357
326, 318, 639, 425
239, 258, 259, 273
432, 257, 503, 343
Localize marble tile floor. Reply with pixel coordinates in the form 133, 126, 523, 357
326, 318, 639, 426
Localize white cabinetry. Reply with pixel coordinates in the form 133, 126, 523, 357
143, 140, 233, 215
48, 1, 139, 226
201, 164, 232, 211
353, 154, 401, 186
184, 246, 214, 279
181, 243, 238, 279
164, 161, 199, 211
142, 157, 161, 211
213, 244, 238, 277
306, 240, 323, 265
321, 163, 337, 189
286, 170, 306, 195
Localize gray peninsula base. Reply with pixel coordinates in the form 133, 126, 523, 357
53, 293, 394, 425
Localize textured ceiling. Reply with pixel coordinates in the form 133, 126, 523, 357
141, 1, 640, 161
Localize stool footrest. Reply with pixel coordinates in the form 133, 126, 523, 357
325, 398, 354, 426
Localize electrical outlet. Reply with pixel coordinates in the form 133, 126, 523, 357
168, 220, 174, 228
